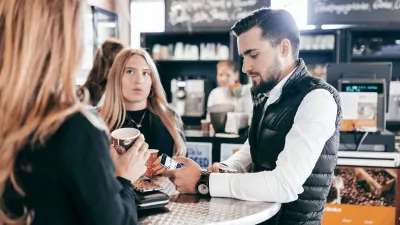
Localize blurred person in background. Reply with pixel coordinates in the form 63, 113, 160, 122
81, 38, 125, 106
100, 48, 186, 176
0, 1, 149, 224
206, 60, 252, 121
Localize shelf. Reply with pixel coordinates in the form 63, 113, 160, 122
142, 30, 231, 35
300, 50, 335, 54
387, 119, 400, 126
157, 50, 335, 62
348, 25, 400, 32
154, 59, 222, 63
300, 29, 339, 35
352, 55, 400, 60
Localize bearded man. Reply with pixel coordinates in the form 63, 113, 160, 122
164, 8, 343, 225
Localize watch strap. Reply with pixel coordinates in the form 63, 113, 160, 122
197, 171, 210, 196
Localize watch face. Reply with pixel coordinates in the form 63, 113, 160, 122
198, 184, 209, 195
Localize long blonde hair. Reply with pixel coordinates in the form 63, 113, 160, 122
100, 49, 186, 156
0, 0, 85, 223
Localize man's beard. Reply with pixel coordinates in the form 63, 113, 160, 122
250, 59, 282, 95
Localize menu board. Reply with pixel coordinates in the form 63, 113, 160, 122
165, 0, 268, 32
307, 0, 400, 25
323, 166, 399, 225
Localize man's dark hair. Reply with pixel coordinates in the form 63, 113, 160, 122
231, 7, 300, 59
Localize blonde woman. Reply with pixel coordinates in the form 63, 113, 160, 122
101, 48, 186, 175
0, 1, 148, 224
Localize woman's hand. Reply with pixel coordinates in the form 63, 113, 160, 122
150, 156, 167, 176
110, 134, 151, 182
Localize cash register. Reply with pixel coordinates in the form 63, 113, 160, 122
327, 62, 396, 152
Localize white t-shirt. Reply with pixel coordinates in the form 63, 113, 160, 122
206, 85, 253, 121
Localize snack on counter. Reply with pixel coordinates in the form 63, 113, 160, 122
133, 179, 163, 193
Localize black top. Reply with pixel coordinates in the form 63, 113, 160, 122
120, 109, 175, 157
5, 112, 139, 225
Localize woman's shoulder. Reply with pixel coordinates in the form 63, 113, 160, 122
207, 87, 221, 106
60, 106, 108, 136
29, 107, 110, 159
209, 87, 223, 96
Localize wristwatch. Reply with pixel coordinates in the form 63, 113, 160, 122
196, 171, 210, 196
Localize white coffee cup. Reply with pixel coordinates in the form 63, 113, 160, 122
111, 128, 140, 154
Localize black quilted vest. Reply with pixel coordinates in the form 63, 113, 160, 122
249, 59, 342, 225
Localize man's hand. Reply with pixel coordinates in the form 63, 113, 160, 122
207, 162, 237, 173
163, 157, 202, 194
207, 162, 222, 173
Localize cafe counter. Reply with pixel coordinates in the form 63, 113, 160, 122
184, 128, 247, 168
138, 177, 281, 225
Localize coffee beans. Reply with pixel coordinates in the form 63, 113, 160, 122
329, 168, 395, 206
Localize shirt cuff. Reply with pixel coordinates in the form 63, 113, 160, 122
220, 160, 250, 173
220, 160, 238, 171
209, 173, 232, 198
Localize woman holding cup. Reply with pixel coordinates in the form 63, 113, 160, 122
101, 48, 186, 176
0, 1, 148, 224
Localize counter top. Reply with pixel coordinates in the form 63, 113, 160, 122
139, 195, 281, 225
184, 129, 248, 144
337, 150, 400, 168
138, 177, 281, 225
184, 129, 248, 163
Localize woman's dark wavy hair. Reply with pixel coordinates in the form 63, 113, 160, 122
83, 38, 124, 106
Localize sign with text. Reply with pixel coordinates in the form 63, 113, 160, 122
322, 166, 399, 225
165, 0, 268, 32
186, 142, 213, 169
307, 0, 400, 25
220, 143, 243, 161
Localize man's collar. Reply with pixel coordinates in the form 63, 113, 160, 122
265, 67, 297, 98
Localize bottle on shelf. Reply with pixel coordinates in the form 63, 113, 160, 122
151, 42, 229, 61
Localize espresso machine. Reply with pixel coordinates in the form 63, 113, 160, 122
170, 78, 212, 117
